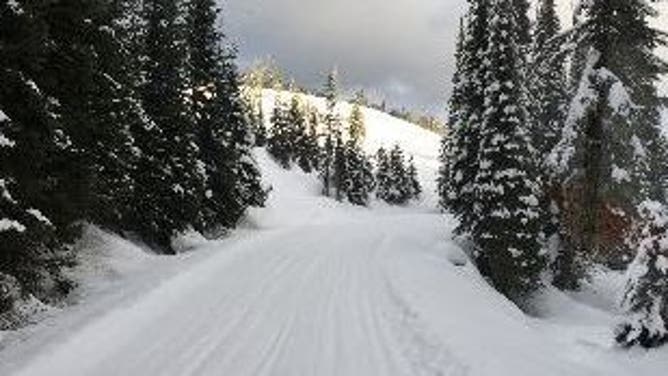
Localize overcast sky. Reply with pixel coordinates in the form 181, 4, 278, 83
221, 0, 468, 117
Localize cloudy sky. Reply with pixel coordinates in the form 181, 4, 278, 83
220, 0, 668, 117
221, 0, 468, 117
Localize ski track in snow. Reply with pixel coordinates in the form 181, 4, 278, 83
0, 192, 465, 374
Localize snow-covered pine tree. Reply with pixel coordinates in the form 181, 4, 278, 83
375, 147, 392, 202
512, 0, 532, 46
255, 102, 268, 147
385, 145, 411, 205
549, 0, 668, 289
529, 0, 568, 157
286, 95, 307, 165
342, 102, 373, 206
269, 96, 293, 168
442, 0, 489, 235
473, 0, 546, 303
209, 45, 267, 227
349, 92, 366, 144
0, 2, 83, 305
110, 0, 147, 92
616, 201, 668, 348
133, 0, 205, 253
19, 0, 142, 233
332, 133, 348, 202
187, 0, 246, 233
343, 142, 374, 207
525, 0, 569, 272
320, 69, 341, 197
406, 157, 422, 200
295, 106, 320, 173
438, 17, 465, 211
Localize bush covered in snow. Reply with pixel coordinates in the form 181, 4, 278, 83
616, 201, 668, 348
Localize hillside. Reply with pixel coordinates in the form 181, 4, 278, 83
260, 89, 442, 207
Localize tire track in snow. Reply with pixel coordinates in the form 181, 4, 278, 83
378, 235, 470, 376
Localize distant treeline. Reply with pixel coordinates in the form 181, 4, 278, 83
241, 59, 446, 135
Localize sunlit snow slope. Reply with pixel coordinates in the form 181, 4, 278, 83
261, 89, 442, 208
0, 93, 667, 376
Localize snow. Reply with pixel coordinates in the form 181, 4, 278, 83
26, 209, 51, 226
0, 134, 14, 148
611, 165, 631, 183
0, 219, 26, 233
1, 93, 668, 375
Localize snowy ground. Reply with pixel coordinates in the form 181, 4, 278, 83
1, 99, 667, 375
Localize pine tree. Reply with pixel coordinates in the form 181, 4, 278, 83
253, 100, 268, 147
549, 0, 668, 289
133, 0, 205, 252
386, 145, 411, 205
320, 69, 341, 197
529, 0, 567, 157
286, 95, 306, 163
375, 147, 392, 202
332, 134, 348, 201
269, 96, 293, 168
406, 157, 422, 200
343, 142, 374, 206
512, 0, 532, 46
296, 106, 320, 173
293, 100, 320, 174
442, 0, 489, 235
473, 0, 546, 303
616, 201, 668, 348
439, 17, 465, 211
211, 48, 267, 226
186, 0, 266, 233
342, 102, 373, 206
349, 92, 366, 144
0, 1, 92, 303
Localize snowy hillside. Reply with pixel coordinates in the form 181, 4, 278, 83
260, 89, 442, 207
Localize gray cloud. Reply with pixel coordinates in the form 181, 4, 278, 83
220, 0, 467, 117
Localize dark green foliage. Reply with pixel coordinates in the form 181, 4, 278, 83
442, 0, 489, 235
332, 134, 347, 201
186, 0, 266, 233
512, 0, 532, 46
269, 97, 293, 168
295, 105, 320, 174
252, 100, 268, 147
343, 142, 375, 207
376, 145, 419, 206
550, 0, 668, 291
472, 0, 546, 303
406, 157, 422, 199
131, 0, 205, 253
529, 0, 568, 157
319, 69, 341, 197
616, 202, 668, 349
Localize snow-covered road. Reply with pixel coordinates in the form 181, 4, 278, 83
2, 150, 472, 375
10, 219, 454, 375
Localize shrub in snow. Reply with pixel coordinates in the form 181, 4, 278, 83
375, 145, 419, 206
616, 201, 668, 348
